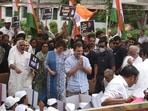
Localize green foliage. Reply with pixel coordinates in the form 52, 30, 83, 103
49, 21, 58, 35
0, 19, 4, 28
123, 5, 145, 28
92, 10, 106, 22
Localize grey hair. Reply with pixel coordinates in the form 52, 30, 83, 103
129, 45, 140, 53
16, 40, 25, 46
104, 68, 114, 76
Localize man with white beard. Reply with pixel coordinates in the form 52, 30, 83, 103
8, 40, 32, 96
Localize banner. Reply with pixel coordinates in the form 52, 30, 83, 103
12, 16, 20, 28
42, 8, 53, 20
80, 20, 95, 33
60, 5, 76, 17
29, 54, 39, 70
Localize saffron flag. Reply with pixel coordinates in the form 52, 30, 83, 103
69, 0, 74, 6
12, 0, 19, 16
74, 4, 96, 26
110, 0, 126, 40
27, 0, 39, 38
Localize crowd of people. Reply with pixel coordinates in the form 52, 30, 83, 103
0, 18, 148, 111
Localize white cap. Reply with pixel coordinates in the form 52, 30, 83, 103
4, 18, 12, 23
47, 107, 59, 111
79, 102, 88, 109
15, 90, 27, 100
47, 98, 57, 106
5, 96, 19, 109
65, 103, 75, 111
17, 30, 25, 35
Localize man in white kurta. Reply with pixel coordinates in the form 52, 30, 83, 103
133, 59, 148, 97
8, 40, 32, 96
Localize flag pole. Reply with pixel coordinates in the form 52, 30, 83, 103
105, 9, 109, 36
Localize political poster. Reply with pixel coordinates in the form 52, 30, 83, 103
42, 8, 53, 20
12, 16, 20, 28
29, 54, 39, 70
80, 20, 95, 33
60, 5, 76, 17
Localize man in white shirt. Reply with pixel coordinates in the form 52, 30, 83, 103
101, 65, 139, 106
8, 40, 32, 96
138, 29, 148, 44
121, 45, 143, 69
0, 18, 14, 41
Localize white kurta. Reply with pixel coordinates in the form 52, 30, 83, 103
8, 47, 31, 96
132, 59, 148, 97
15, 104, 33, 111
0, 27, 14, 40
101, 75, 128, 103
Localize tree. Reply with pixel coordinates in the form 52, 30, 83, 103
123, 4, 147, 29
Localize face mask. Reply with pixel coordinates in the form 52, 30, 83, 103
99, 48, 105, 53
84, 52, 89, 56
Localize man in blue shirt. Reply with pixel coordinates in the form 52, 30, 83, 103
65, 42, 92, 96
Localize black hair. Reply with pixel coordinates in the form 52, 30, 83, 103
18, 95, 27, 104
113, 36, 121, 41
88, 33, 95, 40
55, 40, 66, 49
120, 65, 139, 78
42, 33, 49, 41
30, 38, 37, 43
41, 42, 49, 47
73, 42, 83, 51
16, 33, 26, 40
98, 38, 108, 46
0, 31, 3, 35
2, 34, 9, 40
96, 31, 103, 37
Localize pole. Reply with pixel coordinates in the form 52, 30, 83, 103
105, 9, 109, 36
36, 0, 40, 20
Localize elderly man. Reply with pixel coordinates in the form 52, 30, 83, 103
104, 69, 115, 87
65, 42, 92, 96
101, 65, 139, 106
121, 45, 143, 68
8, 40, 32, 96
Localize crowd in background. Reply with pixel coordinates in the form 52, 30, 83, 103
1, 18, 148, 111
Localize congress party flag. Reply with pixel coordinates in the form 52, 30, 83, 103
12, 0, 19, 16
74, 4, 97, 26
27, 0, 39, 38
110, 0, 126, 40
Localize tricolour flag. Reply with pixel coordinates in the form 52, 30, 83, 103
69, 0, 74, 6
12, 0, 19, 16
110, 0, 126, 39
27, 0, 39, 38
68, 18, 80, 37
74, 4, 97, 26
